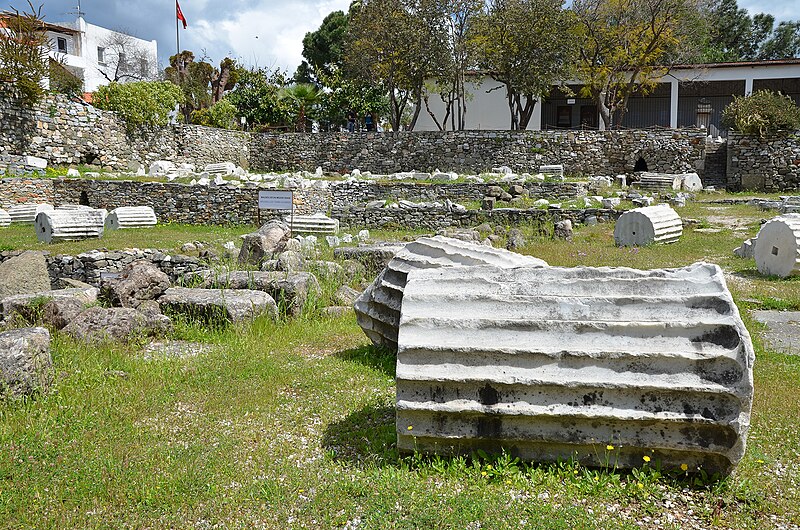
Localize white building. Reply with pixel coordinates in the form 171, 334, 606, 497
416, 60, 800, 133
42, 16, 158, 94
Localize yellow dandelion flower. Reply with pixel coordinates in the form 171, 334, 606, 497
407, 425, 413, 431
486, 465, 492, 470
756, 459, 765, 464
606, 444, 614, 451
643, 455, 651, 463
481, 471, 487, 477
637, 482, 643, 489
505, 480, 512, 485
680, 463, 688, 472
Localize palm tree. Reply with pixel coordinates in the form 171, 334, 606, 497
279, 83, 321, 132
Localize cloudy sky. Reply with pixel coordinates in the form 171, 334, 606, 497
12, 1, 800, 74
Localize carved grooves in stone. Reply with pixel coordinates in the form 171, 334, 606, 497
105, 206, 158, 230
34, 209, 104, 243
0, 208, 10, 227
614, 204, 682, 247
354, 235, 548, 351
8, 203, 53, 224
753, 214, 800, 277
396, 262, 754, 475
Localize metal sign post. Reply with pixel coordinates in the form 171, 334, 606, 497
258, 189, 294, 234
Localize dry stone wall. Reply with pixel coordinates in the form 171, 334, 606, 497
727, 132, 800, 191
250, 130, 708, 176
0, 178, 54, 208
331, 181, 587, 204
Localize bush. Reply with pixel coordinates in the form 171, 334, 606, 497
93, 81, 184, 131
191, 98, 239, 129
722, 90, 800, 136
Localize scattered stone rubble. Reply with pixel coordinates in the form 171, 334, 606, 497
354, 235, 548, 352
395, 262, 754, 475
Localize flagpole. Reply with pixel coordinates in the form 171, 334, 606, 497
176, 1, 180, 56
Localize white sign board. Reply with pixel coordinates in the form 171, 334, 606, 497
567, 98, 576, 105
259, 190, 293, 210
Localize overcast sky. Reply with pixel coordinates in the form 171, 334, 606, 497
11, 1, 800, 74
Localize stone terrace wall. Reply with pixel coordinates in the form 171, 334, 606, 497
250, 129, 708, 177
334, 205, 622, 231
52, 179, 330, 225
0, 177, 55, 208
727, 132, 800, 191
331, 181, 588, 205
0, 90, 248, 171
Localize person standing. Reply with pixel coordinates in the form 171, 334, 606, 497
364, 112, 374, 132
346, 110, 356, 132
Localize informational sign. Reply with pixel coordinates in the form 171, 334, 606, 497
567, 98, 576, 105
258, 190, 293, 210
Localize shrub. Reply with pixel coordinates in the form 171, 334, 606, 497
0, 2, 50, 106
722, 90, 800, 136
93, 81, 184, 131
191, 98, 238, 129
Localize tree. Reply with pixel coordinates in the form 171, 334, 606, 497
572, 0, 700, 129
317, 67, 389, 131
93, 81, 184, 131
722, 90, 800, 136
295, 10, 349, 84
279, 83, 321, 132
757, 21, 800, 60
165, 51, 238, 123
473, 0, 577, 130
96, 31, 158, 84
0, 1, 50, 105
227, 67, 293, 129
347, 0, 450, 131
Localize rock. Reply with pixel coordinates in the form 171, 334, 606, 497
601, 197, 621, 209
481, 197, 496, 210
159, 287, 278, 323
614, 204, 682, 246
326, 235, 341, 247
486, 185, 504, 198
0, 327, 51, 398
506, 229, 526, 250
35, 209, 105, 243
322, 306, 352, 317
181, 242, 198, 253
63, 307, 172, 342
734, 237, 757, 259
276, 250, 305, 272
334, 285, 361, 306
533, 199, 550, 208
508, 184, 525, 196
334, 244, 405, 274
395, 262, 754, 475
307, 261, 344, 279
584, 216, 598, 226
41, 298, 85, 330
105, 207, 157, 230
238, 220, 290, 265
149, 160, 176, 176
66, 168, 80, 177
753, 214, 800, 277
200, 271, 319, 317
554, 219, 573, 240
1, 286, 97, 322
499, 192, 513, 202
366, 200, 386, 209
354, 236, 547, 352
0, 251, 51, 299
681, 172, 704, 191
101, 260, 170, 308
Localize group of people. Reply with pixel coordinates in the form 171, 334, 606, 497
346, 110, 377, 132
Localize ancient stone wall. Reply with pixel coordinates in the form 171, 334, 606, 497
0, 91, 248, 171
0, 177, 55, 208
249, 130, 708, 176
330, 181, 587, 204
334, 205, 622, 231
727, 132, 800, 191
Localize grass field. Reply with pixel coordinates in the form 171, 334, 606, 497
0, 195, 799, 529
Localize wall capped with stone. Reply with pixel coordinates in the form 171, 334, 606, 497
727, 132, 800, 191
0, 90, 249, 171
334, 205, 622, 231
0, 177, 55, 208
249, 129, 708, 177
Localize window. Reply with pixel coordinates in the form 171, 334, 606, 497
118, 52, 127, 68
97, 46, 106, 65
557, 106, 572, 128
139, 58, 148, 75
57, 37, 67, 54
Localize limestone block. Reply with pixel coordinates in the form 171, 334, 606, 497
539, 164, 564, 176
354, 236, 547, 352
24, 156, 47, 169
8, 203, 53, 224
636, 172, 682, 192
149, 160, 176, 176
681, 172, 704, 191
35, 209, 104, 244
0, 327, 52, 398
753, 214, 800, 277
614, 204, 682, 246
0, 208, 10, 227
159, 287, 278, 323
1, 286, 98, 320
63, 307, 172, 343
105, 206, 158, 230
733, 237, 757, 259
283, 213, 339, 235
396, 263, 754, 475
204, 162, 236, 175
200, 270, 320, 317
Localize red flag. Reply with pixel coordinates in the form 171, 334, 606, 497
176, 0, 187, 29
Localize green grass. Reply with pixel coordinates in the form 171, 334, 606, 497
0, 195, 799, 528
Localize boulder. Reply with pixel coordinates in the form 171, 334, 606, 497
753, 214, 800, 277
276, 250, 305, 272
238, 220, 290, 265
41, 298, 85, 330
101, 260, 170, 308
1, 286, 98, 322
334, 244, 405, 274
199, 271, 319, 317
614, 204, 682, 246
0, 251, 51, 299
554, 219, 573, 240
0, 327, 52, 398
334, 285, 361, 306
396, 262, 754, 475
506, 229, 526, 250
355, 236, 547, 352
63, 307, 172, 343
159, 287, 278, 323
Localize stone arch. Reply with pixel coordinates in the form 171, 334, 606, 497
79, 190, 89, 206
633, 156, 648, 172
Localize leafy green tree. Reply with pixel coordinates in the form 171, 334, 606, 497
722, 90, 800, 136
295, 10, 349, 84
473, 0, 576, 130
93, 81, 184, 131
572, 0, 698, 129
279, 83, 321, 132
758, 21, 800, 60
165, 51, 238, 123
317, 68, 389, 130
191, 98, 239, 129
0, 2, 50, 105
227, 68, 293, 129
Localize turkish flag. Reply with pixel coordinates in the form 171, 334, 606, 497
176, 0, 187, 29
